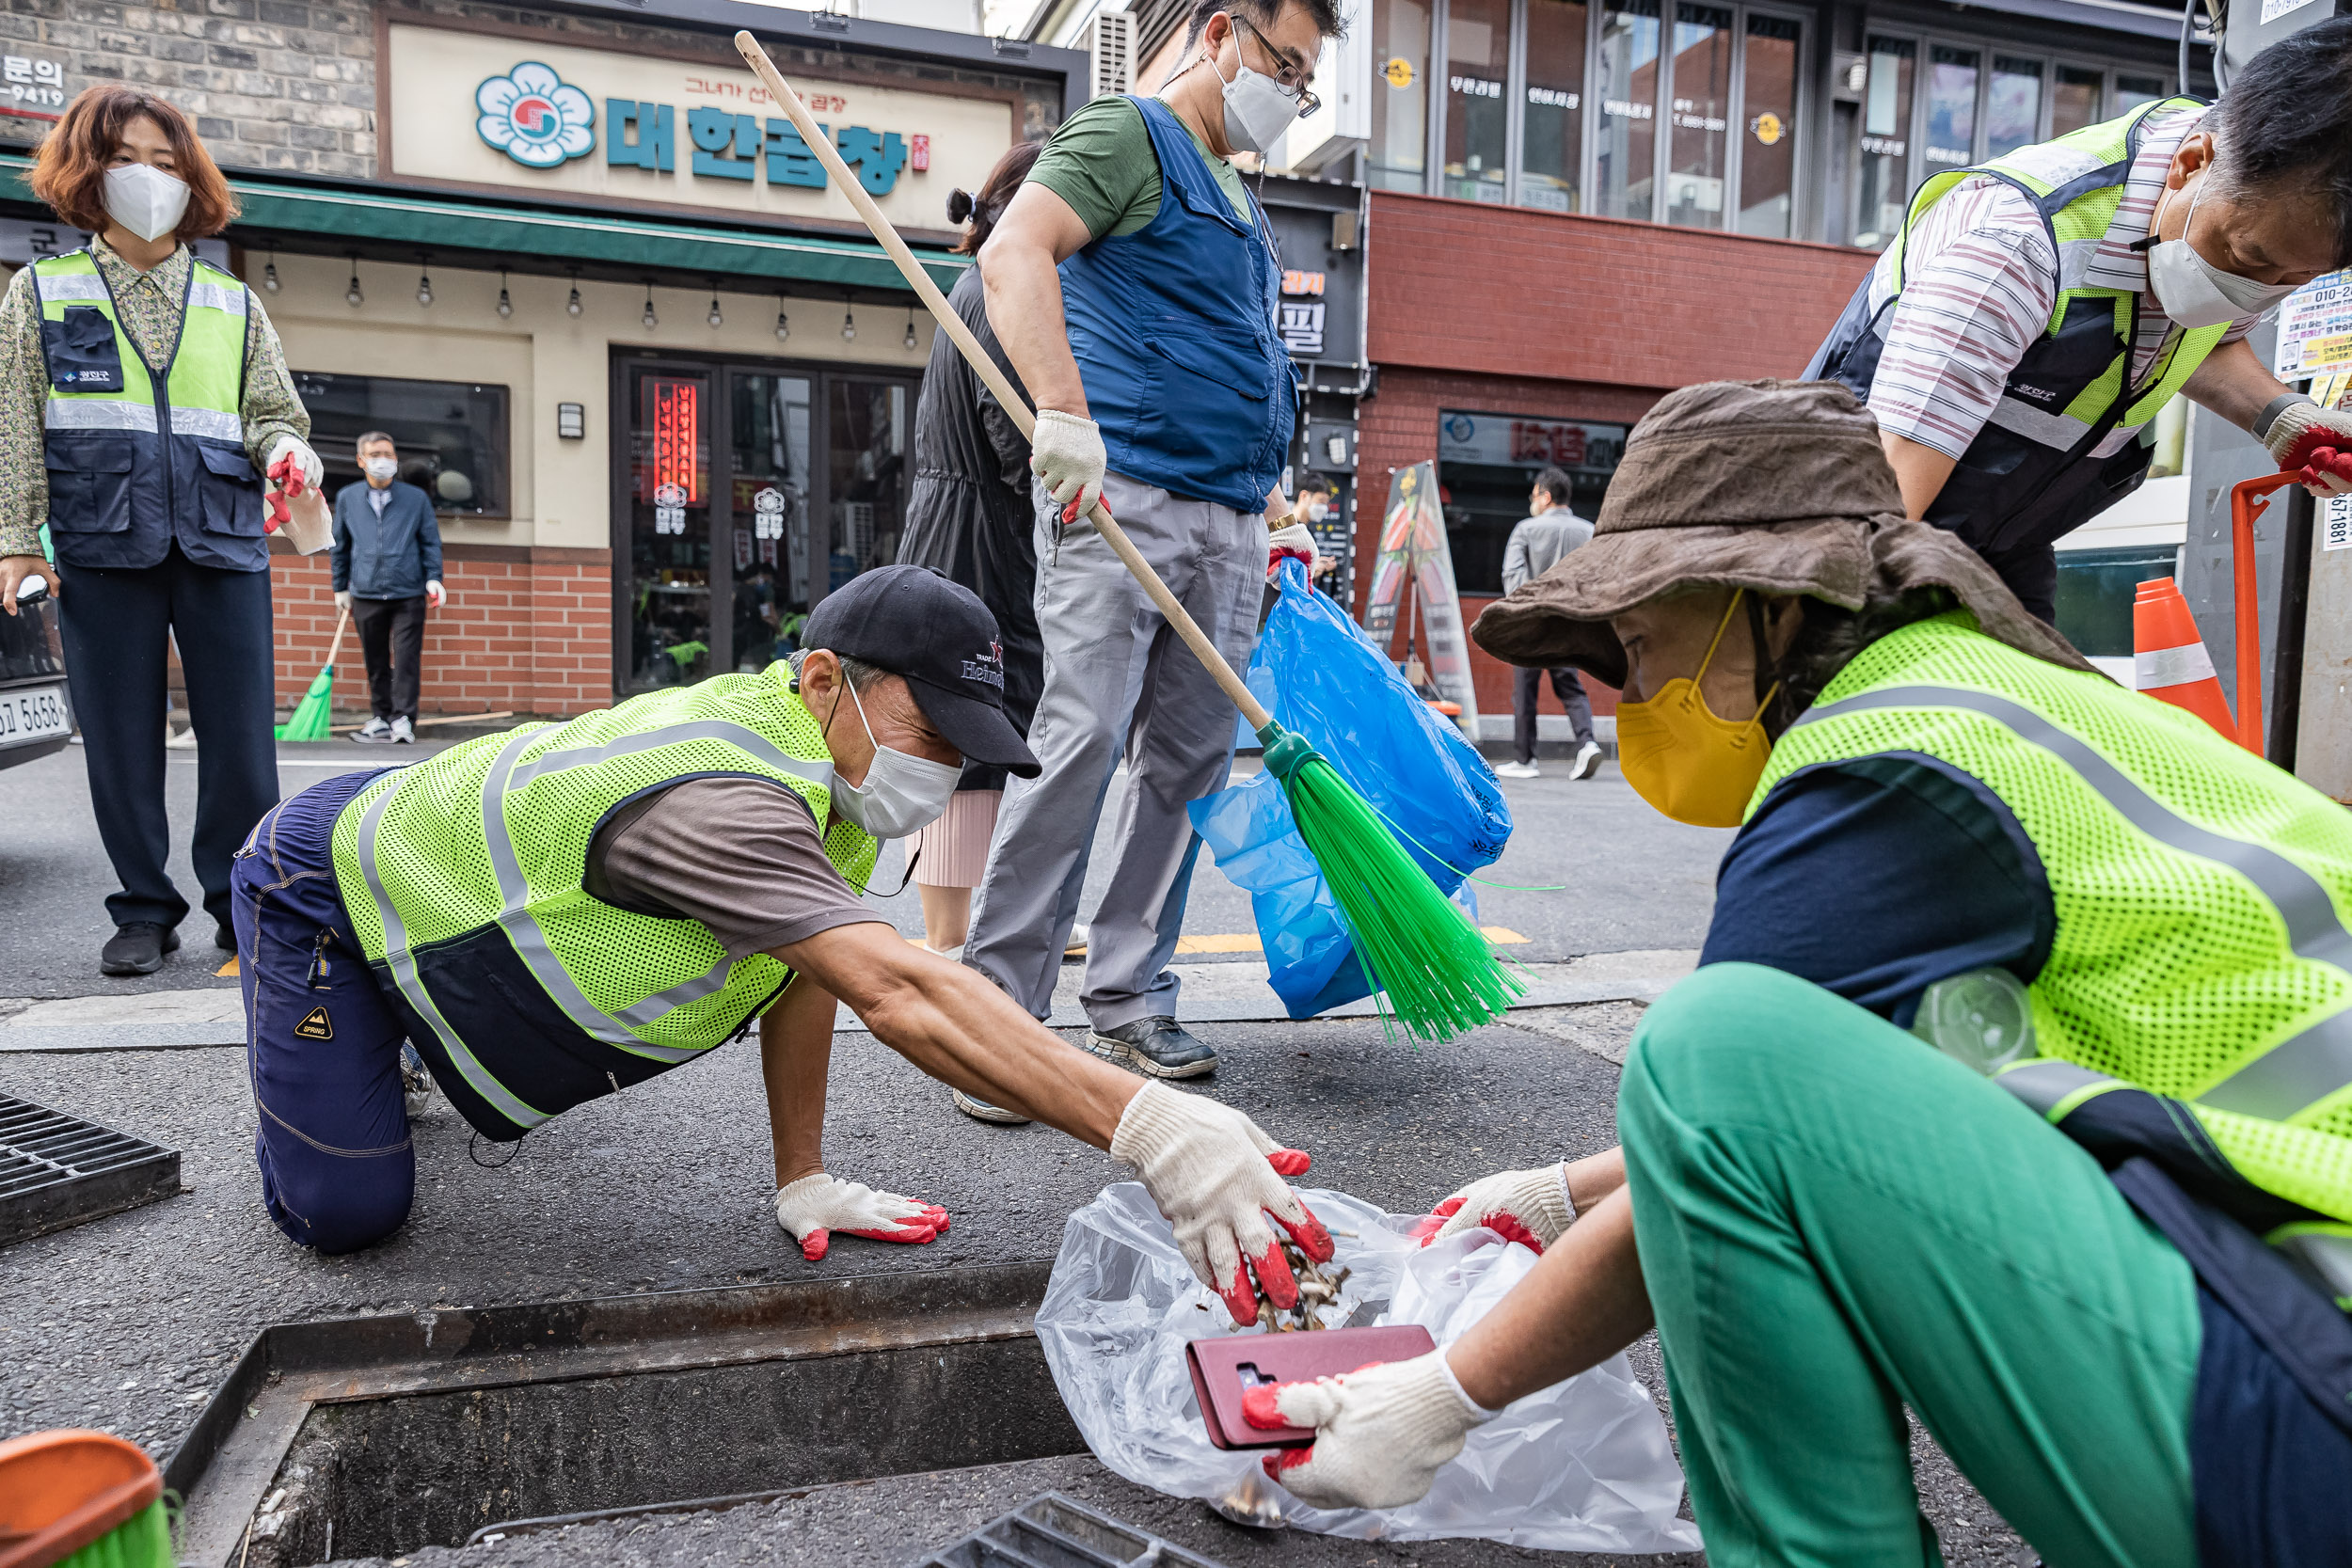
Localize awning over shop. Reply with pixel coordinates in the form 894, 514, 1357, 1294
0, 155, 967, 293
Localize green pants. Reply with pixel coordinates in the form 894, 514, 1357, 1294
1619, 962, 2201, 1568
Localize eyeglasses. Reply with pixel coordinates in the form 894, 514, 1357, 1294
1229, 13, 1321, 118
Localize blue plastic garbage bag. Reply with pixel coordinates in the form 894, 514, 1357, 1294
1189, 560, 1511, 1018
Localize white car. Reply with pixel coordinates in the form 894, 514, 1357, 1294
0, 578, 73, 771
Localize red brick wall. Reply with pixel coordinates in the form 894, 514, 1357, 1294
1365, 190, 1874, 390
270, 545, 612, 721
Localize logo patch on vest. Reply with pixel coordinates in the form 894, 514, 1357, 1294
2011, 383, 2058, 404
294, 1006, 334, 1040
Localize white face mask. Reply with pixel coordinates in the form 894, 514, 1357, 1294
823, 675, 961, 839
2145, 175, 2299, 329
1211, 22, 1302, 155
362, 457, 398, 482
1301, 496, 1328, 523
102, 163, 190, 244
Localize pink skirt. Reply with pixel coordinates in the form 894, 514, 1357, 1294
912, 788, 1000, 888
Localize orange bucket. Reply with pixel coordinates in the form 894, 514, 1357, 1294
0, 1430, 162, 1568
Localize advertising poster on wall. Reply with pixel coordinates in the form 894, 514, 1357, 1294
1361, 462, 1482, 735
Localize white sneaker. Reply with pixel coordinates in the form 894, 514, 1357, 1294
390, 716, 416, 744
925, 942, 965, 962
1065, 922, 1089, 958
1568, 740, 1604, 781
351, 718, 392, 745
1494, 760, 1541, 779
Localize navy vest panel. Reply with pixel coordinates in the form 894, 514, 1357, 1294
35, 261, 266, 574
1058, 97, 1295, 512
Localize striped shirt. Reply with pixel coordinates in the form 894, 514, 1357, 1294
1865, 106, 2256, 462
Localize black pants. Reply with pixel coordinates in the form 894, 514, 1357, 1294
57, 546, 278, 931
1513, 664, 1596, 764
351, 594, 427, 722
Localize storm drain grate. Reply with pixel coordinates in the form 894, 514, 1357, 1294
0, 1092, 180, 1245
919, 1493, 1232, 1568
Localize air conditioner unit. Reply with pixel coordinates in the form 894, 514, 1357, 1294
1083, 9, 1133, 100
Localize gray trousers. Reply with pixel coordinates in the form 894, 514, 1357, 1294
963, 471, 1266, 1027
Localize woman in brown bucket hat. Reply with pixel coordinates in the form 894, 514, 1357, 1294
1241, 380, 2352, 1565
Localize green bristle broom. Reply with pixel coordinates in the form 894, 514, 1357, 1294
0, 1429, 176, 1568
276, 608, 349, 742
736, 34, 1519, 1041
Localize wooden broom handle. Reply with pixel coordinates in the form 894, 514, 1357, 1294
325, 607, 350, 670
732, 32, 1275, 733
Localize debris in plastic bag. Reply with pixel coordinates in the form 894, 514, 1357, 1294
1037, 1183, 1702, 1552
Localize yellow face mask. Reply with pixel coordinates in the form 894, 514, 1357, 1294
1614, 591, 1780, 829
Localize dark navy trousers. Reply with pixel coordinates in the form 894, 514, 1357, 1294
231, 766, 418, 1253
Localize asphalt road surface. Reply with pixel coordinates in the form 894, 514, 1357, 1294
0, 731, 2031, 1564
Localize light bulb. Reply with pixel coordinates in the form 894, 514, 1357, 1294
262, 259, 279, 292
496, 288, 513, 319
773, 304, 789, 341
903, 309, 917, 351
566, 284, 582, 318
841, 305, 856, 342
345, 270, 363, 308
417, 271, 434, 307
707, 294, 723, 329
643, 287, 658, 329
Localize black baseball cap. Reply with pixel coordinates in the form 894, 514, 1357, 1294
801, 564, 1041, 778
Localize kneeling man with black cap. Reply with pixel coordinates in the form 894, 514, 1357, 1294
230, 565, 1334, 1310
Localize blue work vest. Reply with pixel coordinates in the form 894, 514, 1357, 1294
30, 248, 266, 573
1059, 97, 1295, 513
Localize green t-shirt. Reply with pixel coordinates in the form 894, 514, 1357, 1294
1025, 95, 1255, 240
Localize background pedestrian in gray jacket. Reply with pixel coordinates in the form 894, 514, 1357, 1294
331, 430, 443, 744
1495, 467, 1599, 781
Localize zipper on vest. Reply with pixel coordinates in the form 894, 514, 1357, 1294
728, 976, 793, 1045
307, 929, 333, 990
607, 1070, 622, 1096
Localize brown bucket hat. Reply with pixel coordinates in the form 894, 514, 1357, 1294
1470, 378, 2093, 689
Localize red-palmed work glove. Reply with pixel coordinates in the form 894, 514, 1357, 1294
772, 1172, 949, 1262
1110, 1080, 1330, 1325
1031, 408, 1105, 526
2263, 401, 2352, 499
1246, 1350, 1497, 1509
1267, 520, 1316, 579
1408, 1162, 1575, 1253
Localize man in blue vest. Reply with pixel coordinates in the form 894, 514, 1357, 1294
1806, 21, 2352, 621
957, 1, 1337, 1114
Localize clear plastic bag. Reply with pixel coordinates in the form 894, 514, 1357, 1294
1036, 1183, 1701, 1552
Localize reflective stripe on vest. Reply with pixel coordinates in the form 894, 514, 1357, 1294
1799, 683, 2352, 1121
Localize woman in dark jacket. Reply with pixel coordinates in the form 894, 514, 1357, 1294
898, 140, 1049, 962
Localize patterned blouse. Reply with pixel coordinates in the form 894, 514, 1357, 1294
0, 236, 309, 559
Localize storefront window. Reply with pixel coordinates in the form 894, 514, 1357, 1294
625, 364, 713, 690
826, 379, 908, 592
1854, 36, 1914, 249
729, 372, 813, 673
1436, 409, 1628, 594
1595, 0, 1661, 221
2053, 64, 2104, 136
1520, 0, 1587, 213
294, 372, 509, 517
1444, 0, 1511, 201
2114, 72, 2167, 113
1924, 44, 1979, 170
1370, 0, 1432, 193
1987, 55, 2042, 157
1662, 4, 1732, 229
1738, 12, 1799, 236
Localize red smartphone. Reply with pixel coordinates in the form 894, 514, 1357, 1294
1185, 1324, 1438, 1449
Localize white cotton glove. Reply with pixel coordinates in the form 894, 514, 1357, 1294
1267, 521, 1316, 579
1110, 1079, 1331, 1325
333, 590, 351, 612
1409, 1162, 1576, 1253
2263, 400, 2352, 499
1029, 408, 1105, 524
266, 435, 323, 492
425, 579, 446, 609
1248, 1349, 1498, 1509
771, 1172, 949, 1262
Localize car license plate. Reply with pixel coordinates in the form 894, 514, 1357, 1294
0, 684, 70, 748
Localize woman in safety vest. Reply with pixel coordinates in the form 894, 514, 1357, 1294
1806, 19, 2352, 622
0, 86, 322, 977
1248, 381, 2351, 1566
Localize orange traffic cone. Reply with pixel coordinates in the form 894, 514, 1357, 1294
2133, 578, 2235, 739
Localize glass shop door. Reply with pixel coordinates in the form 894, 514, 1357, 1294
620, 360, 716, 693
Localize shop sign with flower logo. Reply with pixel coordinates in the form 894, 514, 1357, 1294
476, 62, 596, 168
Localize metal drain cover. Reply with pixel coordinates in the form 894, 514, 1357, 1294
920, 1493, 1232, 1567
0, 1092, 179, 1245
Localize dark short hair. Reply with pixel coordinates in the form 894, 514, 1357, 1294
1295, 473, 1332, 495
950, 139, 1044, 257
356, 431, 396, 453
1532, 467, 1576, 503
32, 86, 237, 238
2209, 15, 2352, 268
1184, 0, 1346, 52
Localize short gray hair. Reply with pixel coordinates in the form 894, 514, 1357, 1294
787, 649, 890, 693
